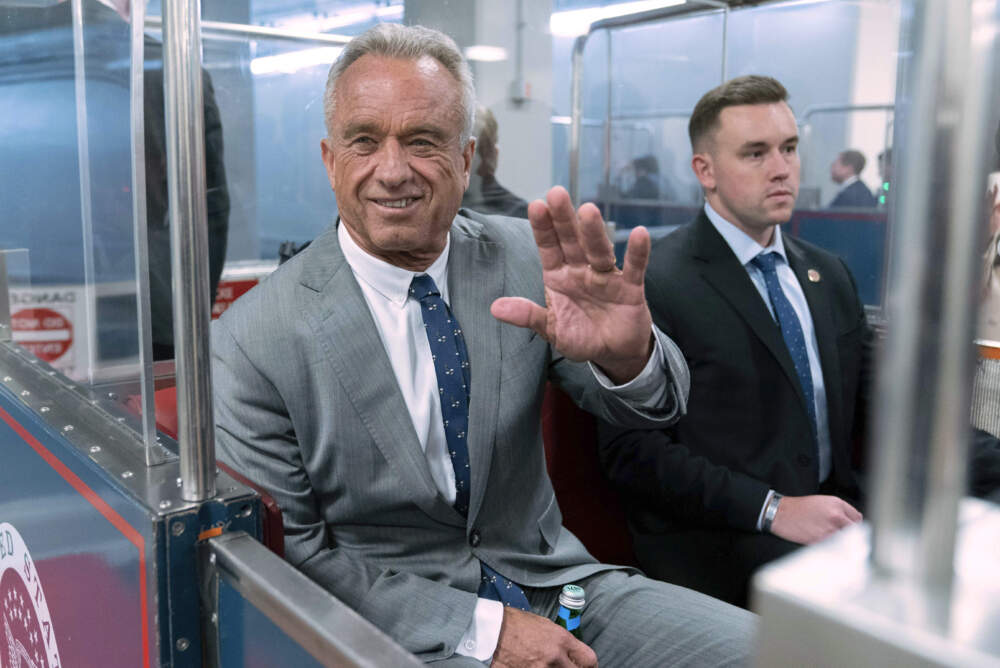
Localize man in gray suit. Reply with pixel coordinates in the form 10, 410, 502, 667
213, 24, 753, 667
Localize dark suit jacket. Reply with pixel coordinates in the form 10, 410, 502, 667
598, 211, 873, 607
829, 179, 877, 208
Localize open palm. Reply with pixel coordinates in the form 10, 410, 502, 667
491, 186, 654, 384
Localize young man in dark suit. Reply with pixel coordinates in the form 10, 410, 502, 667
598, 75, 874, 608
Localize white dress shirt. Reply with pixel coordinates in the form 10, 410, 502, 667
337, 222, 668, 660
702, 203, 832, 529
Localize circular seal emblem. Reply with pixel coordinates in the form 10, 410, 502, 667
0, 523, 61, 668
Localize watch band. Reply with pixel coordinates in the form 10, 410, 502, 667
762, 492, 783, 533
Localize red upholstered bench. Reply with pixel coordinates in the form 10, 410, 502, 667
542, 384, 638, 567
138, 382, 633, 566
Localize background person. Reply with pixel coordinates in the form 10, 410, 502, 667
828, 149, 876, 208
460, 105, 529, 219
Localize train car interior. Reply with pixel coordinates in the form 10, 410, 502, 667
1, 0, 998, 665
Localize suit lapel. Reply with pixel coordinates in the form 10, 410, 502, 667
690, 213, 806, 411
299, 225, 464, 526
447, 216, 502, 526
786, 238, 843, 441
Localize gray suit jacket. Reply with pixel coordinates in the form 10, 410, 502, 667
212, 211, 689, 660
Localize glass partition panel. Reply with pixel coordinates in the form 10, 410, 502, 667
3, 249, 32, 348
0, 1, 164, 459
603, 10, 724, 232
726, 0, 900, 308
0, 1, 143, 385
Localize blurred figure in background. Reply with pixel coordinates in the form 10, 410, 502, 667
461, 105, 529, 219
624, 155, 661, 200
829, 149, 876, 208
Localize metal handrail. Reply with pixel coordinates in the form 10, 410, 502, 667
569, 1, 728, 204
145, 16, 352, 45
205, 532, 423, 668
162, 0, 215, 501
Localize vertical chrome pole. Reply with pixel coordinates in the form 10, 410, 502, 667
569, 33, 589, 205
869, 0, 996, 598
70, 0, 99, 385
163, 0, 216, 501
601, 33, 612, 219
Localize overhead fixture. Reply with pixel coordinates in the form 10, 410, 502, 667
270, 3, 404, 33
250, 46, 343, 76
549, 0, 686, 38
464, 45, 508, 62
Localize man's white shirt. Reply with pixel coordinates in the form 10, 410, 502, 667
337, 221, 670, 660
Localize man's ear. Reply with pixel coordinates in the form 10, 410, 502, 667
462, 138, 475, 188
691, 152, 715, 191
320, 138, 337, 191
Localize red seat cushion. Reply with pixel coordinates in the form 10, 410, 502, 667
542, 384, 637, 567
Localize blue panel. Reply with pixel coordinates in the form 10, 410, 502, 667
0, 390, 154, 667
217, 577, 325, 668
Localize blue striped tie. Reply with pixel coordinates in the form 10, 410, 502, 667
410, 275, 530, 611
750, 253, 818, 444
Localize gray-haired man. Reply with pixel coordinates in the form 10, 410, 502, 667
214, 23, 753, 667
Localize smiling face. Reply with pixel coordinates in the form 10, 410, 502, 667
691, 102, 800, 246
320, 54, 474, 270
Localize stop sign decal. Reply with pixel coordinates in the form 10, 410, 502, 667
10, 308, 73, 362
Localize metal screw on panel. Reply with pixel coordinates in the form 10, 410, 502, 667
121, 470, 133, 479
116, 417, 125, 423
3, 376, 11, 382
39, 406, 50, 413
20, 390, 30, 397
107, 392, 119, 400
47, 370, 56, 376
159, 500, 172, 510
176, 477, 183, 487
62, 425, 74, 432
175, 638, 190, 652
89, 446, 101, 454
210, 612, 218, 624
172, 522, 185, 536
209, 553, 217, 565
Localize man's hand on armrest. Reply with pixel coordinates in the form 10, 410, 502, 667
769, 494, 862, 545
492, 607, 597, 668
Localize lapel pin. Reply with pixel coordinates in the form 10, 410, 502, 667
807, 269, 821, 283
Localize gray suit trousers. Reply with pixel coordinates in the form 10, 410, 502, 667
430, 571, 755, 667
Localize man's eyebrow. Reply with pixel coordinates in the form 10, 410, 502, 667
341, 121, 381, 137
737, 135, 799, 151
402, 124, 450, 140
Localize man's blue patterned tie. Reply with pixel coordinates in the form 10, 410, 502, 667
750, 254, 819, 448
410, 275, 530, 611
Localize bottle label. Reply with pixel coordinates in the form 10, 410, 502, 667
557, 606, 580, 631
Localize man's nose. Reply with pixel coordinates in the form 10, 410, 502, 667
374, 139, 411, 187
769, 149, 791, 180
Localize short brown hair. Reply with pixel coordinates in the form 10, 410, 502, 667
838, 149, 866, 174
688, 75, 789, 152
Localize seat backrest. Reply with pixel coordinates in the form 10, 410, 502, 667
542, 384, 638, 567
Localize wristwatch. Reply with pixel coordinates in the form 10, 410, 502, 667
762, 492, 783, 533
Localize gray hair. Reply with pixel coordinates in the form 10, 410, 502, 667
323, 23, 476, 145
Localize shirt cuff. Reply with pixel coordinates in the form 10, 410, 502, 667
588, 327, 667, 410
455, 598, 504, 662
756, 489, 776, 532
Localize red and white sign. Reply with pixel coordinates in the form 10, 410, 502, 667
10, 308, 73, 363
212, 279, 260, 319
1, 523, 61, 668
